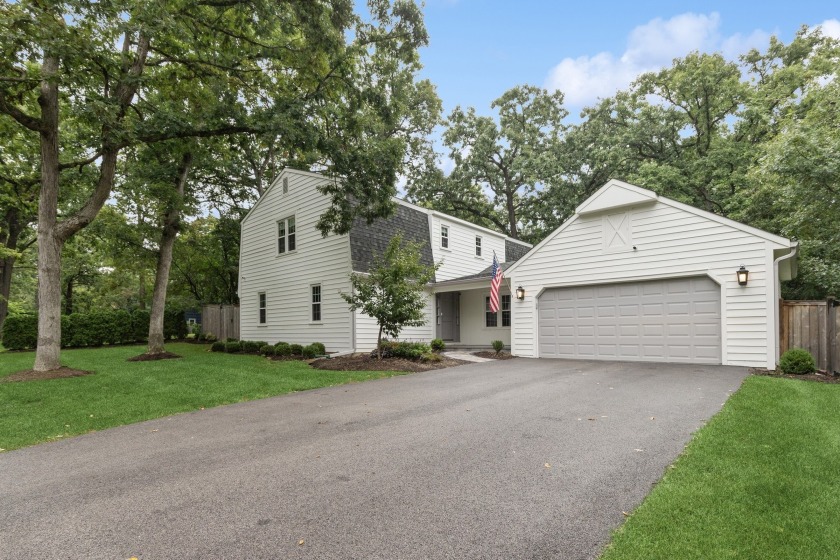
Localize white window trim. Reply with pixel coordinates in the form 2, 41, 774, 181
258, 292, 267, 325
440, 224, 450, 250
277, 215, 297, 256
475, 235, 482, 258
310, 284, 322, 323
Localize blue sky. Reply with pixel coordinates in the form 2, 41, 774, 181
415, 1, 840, 117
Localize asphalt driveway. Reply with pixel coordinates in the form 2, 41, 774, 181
0, 358, 747, 560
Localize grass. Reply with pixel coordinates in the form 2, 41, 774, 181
0, 342, 404, 451
600, 375, 840, 560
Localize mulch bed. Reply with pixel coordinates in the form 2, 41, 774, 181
473, 351, 517, 360
127, 352, 182, 362
2, 367, 94, 383
750, 368, 840, 384
310, 354, 468, 372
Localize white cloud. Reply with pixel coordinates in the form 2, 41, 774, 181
816, 19, 840, 39
545, 12, 778, 109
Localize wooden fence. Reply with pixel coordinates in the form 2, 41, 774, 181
200, 304, 240, 341
780, 298, 839, 373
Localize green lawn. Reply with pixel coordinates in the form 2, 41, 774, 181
600, 375, 840, 560
0, 343, 402, 451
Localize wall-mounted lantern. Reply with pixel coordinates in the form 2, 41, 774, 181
737, 265, 749, 286
515, 286, 525, 300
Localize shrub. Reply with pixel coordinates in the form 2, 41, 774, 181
421, 352, 441, 363
241, 340, 262, 353
204, 332, 217, 343
253, 341, 268, 349
290, 343, 303, 356
301, 344, 318, 359
430, 338, 446, 352
259, 344, 275, 356
274, 342, 292, 356
225, 341, 242, 353
211, 341, 226, 352
130, 309, 150, 342
491, 340, 505, 354
310, 342, 326, 355
1, 314, 37, 350
163, 309, 188, 340
196, 332, 206, 342
779, 348, 816, 375
226, 337, 238, 343
374, 341, 430, 360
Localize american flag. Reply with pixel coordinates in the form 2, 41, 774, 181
489, 252, 504, 313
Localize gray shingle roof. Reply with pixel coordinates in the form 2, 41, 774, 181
505, 239, 531, 262
435, 261, 515, 283
348, 204, 436, 281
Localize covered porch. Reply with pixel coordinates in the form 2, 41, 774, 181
432, 278, 514, 350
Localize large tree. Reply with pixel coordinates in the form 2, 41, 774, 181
0, 0, 433, 370
407, 85, 567, 242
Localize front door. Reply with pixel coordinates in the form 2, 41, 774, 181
437, 292, 460, 342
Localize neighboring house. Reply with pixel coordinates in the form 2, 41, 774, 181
238, 168, 532, 353
506, 180, 797, 369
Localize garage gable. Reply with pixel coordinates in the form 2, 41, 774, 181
507, 179, 796, 368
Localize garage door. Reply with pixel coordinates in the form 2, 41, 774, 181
538, 277, 721, 364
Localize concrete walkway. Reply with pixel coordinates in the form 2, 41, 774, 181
442, 350, 494, 362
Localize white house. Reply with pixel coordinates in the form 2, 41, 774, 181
239, 171, 796, 369
238, 168, 531, 353
506, 180, 797, 369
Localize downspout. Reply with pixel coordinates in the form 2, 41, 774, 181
773, 241, 799, 365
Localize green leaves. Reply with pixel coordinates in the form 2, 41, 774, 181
342, 234, 438, 343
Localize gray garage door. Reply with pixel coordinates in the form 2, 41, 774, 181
538, 277, 721, 364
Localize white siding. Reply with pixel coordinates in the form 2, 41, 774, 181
354, 292, 435, 352
239, 170, 353, 352
509, 201, 786, 368
458, 288, 512, 347
430, 215, 506, 281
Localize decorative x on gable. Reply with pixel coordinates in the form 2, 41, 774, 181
603, 211, 631, 251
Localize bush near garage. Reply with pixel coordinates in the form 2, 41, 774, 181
779, 348, 817, 375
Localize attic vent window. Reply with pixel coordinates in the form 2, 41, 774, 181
441, 225, 449, 249
282, 177, 288, 193
603, 211, 631, 252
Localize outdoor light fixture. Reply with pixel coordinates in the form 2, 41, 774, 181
516, 286, 525, 300
737, 265, 749, 286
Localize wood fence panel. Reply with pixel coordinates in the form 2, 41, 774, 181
780, 300, 839, 373
200, 304, 240, 341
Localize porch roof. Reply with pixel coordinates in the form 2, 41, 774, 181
431, 261, 515, 287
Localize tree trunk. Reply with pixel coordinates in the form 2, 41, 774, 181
63, 276, 74, 315
0, 209, 23, 335
505, 188, 518, 239
147, 153, 193, 354
33, 34, 149, 371
376, 324, 383, 360
33, 54, 62, 372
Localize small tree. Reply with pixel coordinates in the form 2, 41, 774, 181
342, 234, 438, 359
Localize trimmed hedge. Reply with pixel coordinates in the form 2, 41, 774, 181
1, 309, 189, 350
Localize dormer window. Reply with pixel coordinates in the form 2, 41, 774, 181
475, 236, 482, 257
441, 225, 449, 249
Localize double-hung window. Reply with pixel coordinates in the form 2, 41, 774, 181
485, 295, 511, 327
278, 216, 296, 254
311, 285, 322, 322
441, 225, 449, 249
258, 292, 266, 324
485, 296, 498, 327
475, 236, 482, 257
